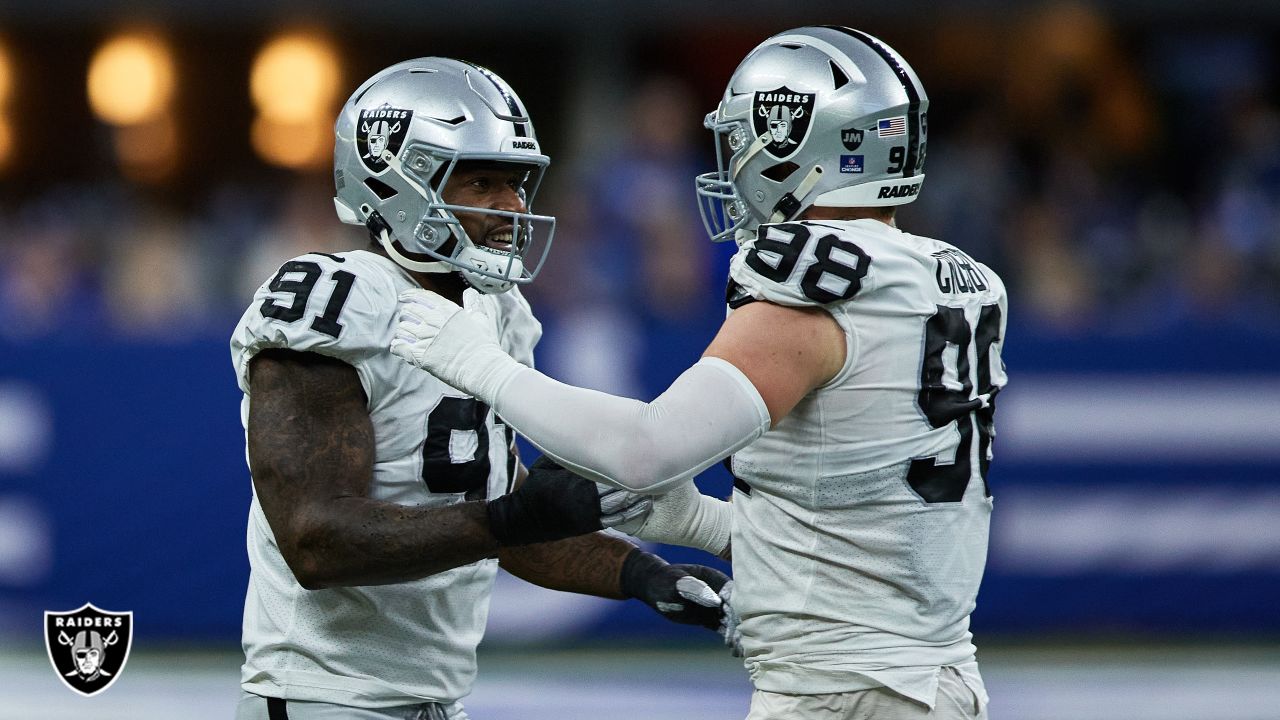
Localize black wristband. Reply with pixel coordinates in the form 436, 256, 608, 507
485, 458, 605, 546
619, 548, 669, 601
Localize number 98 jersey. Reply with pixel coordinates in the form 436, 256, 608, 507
229, 249, 540, 707
725, 219, 1006, 707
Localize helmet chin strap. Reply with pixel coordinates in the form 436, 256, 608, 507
374, 147, 522, 292
769, 165, 825, 223
731, 131, 771, 179
377, 228, 455, 274
375, 148, 464, 275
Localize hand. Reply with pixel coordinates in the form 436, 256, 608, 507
620, 549, 729, 630
613, 481, 733, 558
717, 579, 744, 657
598, 484, 654, 529
391, 289, 521, 403
486, 455, 651, 546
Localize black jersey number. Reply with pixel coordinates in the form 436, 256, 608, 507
259, 260, 356, 339
421, 397, 492, 497
907, 304, 1002, 503
744, 224, 870, 303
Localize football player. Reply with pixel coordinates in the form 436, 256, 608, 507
392, 28, 1006, 720
231, 58, 729, 720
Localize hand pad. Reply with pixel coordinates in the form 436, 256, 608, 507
620, 550, 729, 631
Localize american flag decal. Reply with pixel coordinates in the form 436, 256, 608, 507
877, 116, 907, 138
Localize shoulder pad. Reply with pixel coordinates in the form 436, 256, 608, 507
230, 252, 400, 382
728, 222, 872, 307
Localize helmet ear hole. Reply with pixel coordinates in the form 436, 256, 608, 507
829, 60, 850, 90
761, 161, 800, 183
363, 177, 398, 200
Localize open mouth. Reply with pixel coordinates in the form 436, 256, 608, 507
481, 229, 517, 253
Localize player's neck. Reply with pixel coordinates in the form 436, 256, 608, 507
368, 243, 469, 304
413, 272, 469, 305
800, 206, 897, 226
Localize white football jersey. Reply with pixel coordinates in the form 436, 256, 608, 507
726, 219, 1006, 708
229, 249, 540, 707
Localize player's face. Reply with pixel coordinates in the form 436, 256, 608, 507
441, 163, 530, 253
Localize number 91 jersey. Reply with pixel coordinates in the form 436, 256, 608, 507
229, 249, 540, 707
725, 219, 1006, 707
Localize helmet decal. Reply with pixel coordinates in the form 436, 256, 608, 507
840, 128, 864, 151
752, 87, 814, 160
357, 104, 413, 173
696, 27, 932, 242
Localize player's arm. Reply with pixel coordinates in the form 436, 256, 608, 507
498, 534, 729, 629
701, 300, 846, 422
493, 454, 727, 628
391, 290, 846, 494
247, 349, 628, 589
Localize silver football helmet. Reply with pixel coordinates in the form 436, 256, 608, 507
696, 26, 929, 243
333, 57, 554, 293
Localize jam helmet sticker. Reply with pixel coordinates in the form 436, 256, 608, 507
358, 104, 414, 173
752, 86, 815, 160
841, 127, 864, 151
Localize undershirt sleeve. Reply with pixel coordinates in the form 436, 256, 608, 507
491, 357, 771, 493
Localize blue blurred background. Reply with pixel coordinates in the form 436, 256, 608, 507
1, 1, 1279, 717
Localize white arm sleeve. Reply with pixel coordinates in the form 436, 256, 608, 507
492, 356, 771, 494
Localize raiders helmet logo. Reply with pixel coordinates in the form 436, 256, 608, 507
357, 104, 414, 173
45, 603, 133, 697
752, 86, 815, 160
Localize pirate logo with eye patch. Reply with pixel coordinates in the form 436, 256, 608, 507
358, 104, 414, 173
752, 86, 815, 160
45, 603, 133, 697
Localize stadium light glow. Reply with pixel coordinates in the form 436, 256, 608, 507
114, 115, 179, 183
250, 32, 341, 169
0, 42, 12, 170
0, 43, 12, 105
251, 115, 331, 170
251, 34, 341, 124
87, 33, 176, 126
0, 118, 11, 171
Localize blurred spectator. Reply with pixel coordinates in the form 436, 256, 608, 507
0, 7, 1278, 345
0, 190, 108, 340
102, 210, 213, 338
233, 176, 358, 304
538, 75, 728, 395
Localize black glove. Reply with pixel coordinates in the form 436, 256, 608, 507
620, 549, 729, 630
486, 455, 611, 546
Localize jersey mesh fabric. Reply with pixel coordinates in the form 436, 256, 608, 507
727, 219, 1005, 709
230, 250, 539, 707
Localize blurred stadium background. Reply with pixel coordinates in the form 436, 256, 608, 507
1, 1, 1278, 718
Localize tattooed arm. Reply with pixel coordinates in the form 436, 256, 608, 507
496, 457, 730, 629
498, 534, 632, 599
499, 533, 730, 631
247, 348, 498, 589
